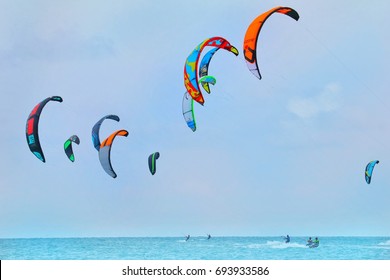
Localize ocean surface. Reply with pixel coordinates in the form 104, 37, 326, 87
1, 236, 389, 260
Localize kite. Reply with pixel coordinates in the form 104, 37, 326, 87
182, 92, 196, 132
92, 114, 120, 151
25, 96, 63, 162
99, 129, 128, 178
148, 152, 160, 175
365, 160, 379, 184
243, 6, 299, 79
64, 135, 80, 162
184, 37, 238, 105
198, 75, 216, 93
199, 47, 219, 93
182, 76, 215, 132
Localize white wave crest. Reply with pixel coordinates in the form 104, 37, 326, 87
378, 240, 390, 246
265, 241, 307, 249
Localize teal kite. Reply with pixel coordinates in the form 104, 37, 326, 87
64, 135, 80, 162
365, 160, 379, 184
148, 152, 160, 175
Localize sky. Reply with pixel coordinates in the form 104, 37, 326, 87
0, 0, 389, 238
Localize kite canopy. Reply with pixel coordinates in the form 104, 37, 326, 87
199, 47, 219, 93
98, 129, 129, 178
182, 76, 215, 132
243, 6, 299, 79
26, 96, 63, 162
182, 75, 216, 132
148, 152, 160, 175
182, 92, 196, 132
92, 114, 120, 151
64, 135, 80, 162
184, 36, 238, 105
365, 160, 379, 184
198, 75, 216, 94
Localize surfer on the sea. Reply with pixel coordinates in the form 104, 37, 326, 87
307, 237, 319, 248
185, 235, 190, 241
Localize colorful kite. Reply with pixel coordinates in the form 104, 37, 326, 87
26, 96, 63, 162
199, 47, 219, 93
184, 37, 238, 105
198, 75, 216, 93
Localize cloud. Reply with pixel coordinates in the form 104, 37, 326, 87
287, 83, 342, 119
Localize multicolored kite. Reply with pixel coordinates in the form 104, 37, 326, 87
199, 47, 219, 94
198, 75, 216, 93
25, 96, 63, 162
184, 37, 238, 105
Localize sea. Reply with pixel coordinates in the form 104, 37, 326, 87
1, 236, 389, 260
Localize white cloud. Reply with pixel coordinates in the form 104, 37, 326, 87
287, 83, 342, 119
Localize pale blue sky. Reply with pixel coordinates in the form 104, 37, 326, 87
0, 0, 389, 238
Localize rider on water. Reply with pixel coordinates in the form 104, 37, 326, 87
284, 234, 290, 243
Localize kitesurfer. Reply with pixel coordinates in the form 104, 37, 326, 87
306, 237, 313, 246
185, 235, 190, 241
283, 234, 290, 243
313, 237, 319, 247
207, 234, 211, 240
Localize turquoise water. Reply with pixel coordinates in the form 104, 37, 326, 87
1, 236, 389, 260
